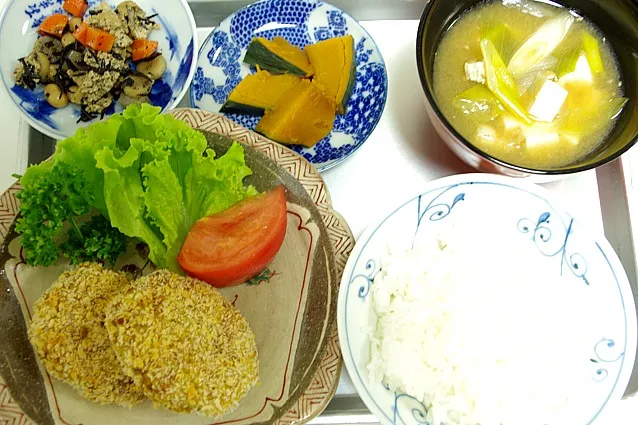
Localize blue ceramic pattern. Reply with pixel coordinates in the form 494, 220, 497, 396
230, 0, 318, 47
343, 180, 632, 425
590, 338, 625, 382
392, 392, 431, 425
191, 0, 388, 171
11, 84, 57, 129
26, 0, 99, 27
173, 39, 195, 101
3, 0, 195, 138
416, 187, 465, 225
517, 212, 590, 284
350, 259, 378, 299
314, 9, 347, 40
355, 185, 466, 301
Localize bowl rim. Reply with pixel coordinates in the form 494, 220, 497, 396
0, 0, 199, 141
415, 0, 638, 176
189, 0, 389, 173
337, 172, 638, 425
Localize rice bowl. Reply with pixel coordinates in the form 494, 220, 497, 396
337, 174, 637, 425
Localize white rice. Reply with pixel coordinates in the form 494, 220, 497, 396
368, 227, 594, 425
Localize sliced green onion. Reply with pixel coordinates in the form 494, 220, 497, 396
481, 39, 533, 125
583, 31, 604, 74
453, 85, 505, 121
481, 23, 522, 63
507, 13, 575, 78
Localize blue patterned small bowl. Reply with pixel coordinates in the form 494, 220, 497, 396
0, 0, 197, 140
338, 173, 637, 425
191, 0, 388, 172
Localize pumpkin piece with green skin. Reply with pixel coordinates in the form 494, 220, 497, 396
221, 71, 304, 115
256, 80, 336, 148
305, 35, 356, 114
244, 37, 314, 77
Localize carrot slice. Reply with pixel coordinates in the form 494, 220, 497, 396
85, 26, 115, 52
73, 22, 88, 44
131, 39, 159, 62
39, 14, 69, 38
74, 23, 115, 52
63, 0, 88, 17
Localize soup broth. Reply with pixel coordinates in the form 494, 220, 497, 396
433, 0, 625, 169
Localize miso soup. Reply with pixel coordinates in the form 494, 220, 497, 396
432, 0, 626, 169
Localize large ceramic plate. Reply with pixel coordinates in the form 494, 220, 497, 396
190, 0, 388, 172
0, 109, 355, 425
338, 173, 637, 425
0, 0, 198, 140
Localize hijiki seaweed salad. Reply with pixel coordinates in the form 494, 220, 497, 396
13, 0, 166, 122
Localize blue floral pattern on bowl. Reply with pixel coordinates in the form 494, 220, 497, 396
191, 0, 388, 172
0, 0, 197, 140
338, 174, 637, 425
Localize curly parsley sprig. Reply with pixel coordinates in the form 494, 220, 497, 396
15, 162, 127, 267
61, 215, 128, 265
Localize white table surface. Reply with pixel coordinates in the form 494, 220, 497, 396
0, 8, 636, 424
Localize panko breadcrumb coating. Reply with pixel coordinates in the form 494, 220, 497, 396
28, 262, 145, 406
105, 270, 259, 417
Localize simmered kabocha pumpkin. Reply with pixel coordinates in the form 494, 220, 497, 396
244, 37, 314, 77
256, 80, 336, 147
225, 35, 360, 147
220, 70, 304, 115
305, 35, 356, 114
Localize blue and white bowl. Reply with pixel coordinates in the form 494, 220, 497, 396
191, 0, 388, 172
0, 0, 197, 140
338, 173, 637, 425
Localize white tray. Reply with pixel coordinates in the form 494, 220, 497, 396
10, 11, 638, 425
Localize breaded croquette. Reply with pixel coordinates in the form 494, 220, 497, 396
28, 262, 144, 406
105, 270, 259, 417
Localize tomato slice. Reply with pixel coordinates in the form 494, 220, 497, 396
178, 185, 288, 287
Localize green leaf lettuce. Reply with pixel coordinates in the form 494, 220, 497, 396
16, 104, 256, 271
